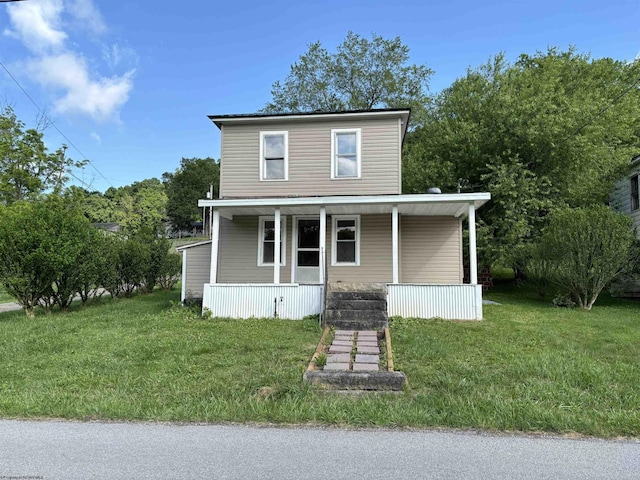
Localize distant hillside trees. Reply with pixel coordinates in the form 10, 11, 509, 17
162, 157, 219, 231
70, 178, 168, 233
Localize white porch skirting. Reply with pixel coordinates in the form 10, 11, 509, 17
202, 284, 323, 320
387, 284, 483, 320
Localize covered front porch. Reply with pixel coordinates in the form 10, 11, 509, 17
198, 192, 490, 320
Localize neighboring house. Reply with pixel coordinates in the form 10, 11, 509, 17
187, 108, 490, 321
93, 222, 120, 233
610, 155, 640, 297
611, 155, 640, 236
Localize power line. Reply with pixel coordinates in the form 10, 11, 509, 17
550, 76, 640, 152
0, 58, 115, 189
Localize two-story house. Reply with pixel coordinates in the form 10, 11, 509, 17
178, 108, 490, 321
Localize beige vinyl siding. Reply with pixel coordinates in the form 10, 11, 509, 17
218, 217, 292, 283
611, 164, 640, 237
400, 216, 462, 284
183, 243, 211, 299
326, 214, 393, 283
220, 117, 401, 198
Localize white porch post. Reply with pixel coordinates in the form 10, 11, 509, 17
468, 203, 478, 285
210, 208, 220, 284
274, 208, 281, 284
319, 206, 326, 284
392, 205, 399, 284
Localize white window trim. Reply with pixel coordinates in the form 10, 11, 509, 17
257, 216, 287, 266
330, 128, 361, 179
331, 215, 360, 266
259, 131, 289, 181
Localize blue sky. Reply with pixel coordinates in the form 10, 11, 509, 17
0, 0, 638, 192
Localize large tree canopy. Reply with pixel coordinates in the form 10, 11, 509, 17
403, 48, 640, 264
162, 157, 219, 231
0, 106, 82, 205
263, 32, 432, 126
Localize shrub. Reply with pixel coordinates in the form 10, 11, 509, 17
0, 197, 92, 316
156, 253, 181, 290
116, 235, 149, 297
526, 206, 637, 310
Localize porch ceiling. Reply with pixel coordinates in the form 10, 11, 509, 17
198, 193, 490, 219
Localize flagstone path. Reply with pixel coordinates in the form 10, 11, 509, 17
325, 329, 381, 372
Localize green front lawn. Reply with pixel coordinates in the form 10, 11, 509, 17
0, 286, 638, 437
0, 288, 14, 304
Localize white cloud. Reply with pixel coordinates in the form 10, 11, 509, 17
68, 0, 106, 35
103, 43, 138, 69
90, 132, 101, 143
26, 53, 134, 121
4, 0, 66, 52
5, 0, 134, 122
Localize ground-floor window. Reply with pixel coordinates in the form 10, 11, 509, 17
332, 215, 360, 266
258, 216, 286, 266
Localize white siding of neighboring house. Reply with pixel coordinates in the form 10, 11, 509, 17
219, 117, 402, 198
610, 162, 640, 238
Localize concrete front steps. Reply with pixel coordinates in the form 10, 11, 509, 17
304, 328, 407, 392
323, 283, 389, 330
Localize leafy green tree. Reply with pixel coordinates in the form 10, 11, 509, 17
0, 106, 83, 205
404, 48, 640, 265
524, 206, 637, 310
67, 186, 116, 224
263, 32, 432, 126
163, 157, 219, 231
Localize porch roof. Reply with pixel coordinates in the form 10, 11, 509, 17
198, 192, 490, 219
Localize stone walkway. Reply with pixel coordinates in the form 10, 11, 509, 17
325, 330, 381, 372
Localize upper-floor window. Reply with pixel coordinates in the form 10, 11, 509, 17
331, 128, 361, 179
631, 175, 639, 211
258, 216, 286, 266
260, 131, 288, 181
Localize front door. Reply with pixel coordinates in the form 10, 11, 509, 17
294, 218, 320, 283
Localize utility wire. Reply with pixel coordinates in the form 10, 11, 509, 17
550, 76, 640, 152
0, 58, 115, 189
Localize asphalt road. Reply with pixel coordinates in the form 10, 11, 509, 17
1, 420, 638, 479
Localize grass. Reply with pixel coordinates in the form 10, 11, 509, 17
0, 287, 14, 304
0, 285, 639, 438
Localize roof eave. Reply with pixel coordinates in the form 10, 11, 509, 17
208, 108, 411, 131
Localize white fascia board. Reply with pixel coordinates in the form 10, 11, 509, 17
208, 110, 410, 127
198, 193, 491, 209
175, 240, 213, 251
